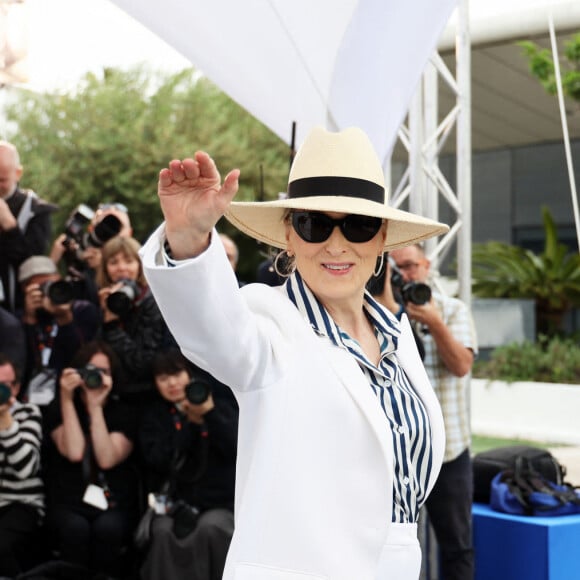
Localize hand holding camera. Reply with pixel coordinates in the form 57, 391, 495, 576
41, 281, 75, 325
106, 279, 140, 317
402, 299, 440, 330
23, 278, 75, 323
23, 283, 45, 319
63, 203, 122, 249
61, 205, 122, 271
389, 257, 431, 306
179, 377, 214, 424
40, 280, 75, 306
77, 365, 106, 390
99, 279, 140, 322
60, 365, 111, 403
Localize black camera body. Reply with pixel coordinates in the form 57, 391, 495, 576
40, 280, 75, 305
170, 500, 201, 539
77, 364, 103, 389
0, 382, 12, 405
400, 281, 432, 306
184, 377, 212, 405
390, 260, 432, 306
106, 279, 140, 317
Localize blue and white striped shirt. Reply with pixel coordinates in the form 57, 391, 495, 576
285, 271, 433, 523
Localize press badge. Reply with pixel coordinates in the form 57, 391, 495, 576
83, 484, 108, 510
27, 369, 57, 406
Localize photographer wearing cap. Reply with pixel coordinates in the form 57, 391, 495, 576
42, 340, 139, 577
18, 256, 99, 408
389, 243, 478, 580
0, 353, 44, 577
138, 349, 238, 580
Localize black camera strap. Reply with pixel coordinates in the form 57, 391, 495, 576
81, 433, 99, 486
34, 322, 59, 368
81, 421, 115, 508
166, 411, 210, 496
163, 447, 188, 498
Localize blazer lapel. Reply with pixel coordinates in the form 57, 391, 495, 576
320, 339, 395, 474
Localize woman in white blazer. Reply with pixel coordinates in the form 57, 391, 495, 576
140, 127, 449, 580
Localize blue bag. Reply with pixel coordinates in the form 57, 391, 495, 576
490, 457, 580, 517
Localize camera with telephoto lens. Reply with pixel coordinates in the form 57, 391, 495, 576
0, 382, 12, 405
389, 258, 432, 306
82, 214, 122, 249
64, 204, 95, 245
77, 364, 104, 389
40, 280, 75, 305
184, 375, 212, 405
64, 205, 122, 250
106, 279, 140, 317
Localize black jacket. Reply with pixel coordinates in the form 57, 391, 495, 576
139, 381, 238, 512
22, 300, 99, 393
0, 188, 58, 313
101, 287, 174, 402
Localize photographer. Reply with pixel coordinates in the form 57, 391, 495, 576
97, 236, 173, 405
42, 340, 139, 578
0, 353, 44, 577
49, 203, 127, 307
18, 256, 98, 408
0, 141, 58, 315
367, 253, 427, 360
389, 243, 477, 580
138, 349, 238, 580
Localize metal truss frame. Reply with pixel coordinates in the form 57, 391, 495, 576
388, 0, 472, 306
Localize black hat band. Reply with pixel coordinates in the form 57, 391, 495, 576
288, 176, 385, 204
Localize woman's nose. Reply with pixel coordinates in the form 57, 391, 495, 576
324, 226, 347, 252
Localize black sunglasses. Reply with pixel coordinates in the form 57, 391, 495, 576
291, 211, 383, 244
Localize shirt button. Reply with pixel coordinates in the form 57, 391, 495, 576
398, 425, 405, 434
403, 476, 410, 485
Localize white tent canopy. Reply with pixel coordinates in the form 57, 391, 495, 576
109, 0, 457, 162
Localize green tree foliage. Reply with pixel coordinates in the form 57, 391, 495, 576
518, 33, 580, 102
471, 207, 580, 336
4, 66, 290, 281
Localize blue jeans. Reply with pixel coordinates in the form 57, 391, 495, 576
425, 448, 474, 580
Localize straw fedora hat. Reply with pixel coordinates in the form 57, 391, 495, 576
225, 126, 449, 250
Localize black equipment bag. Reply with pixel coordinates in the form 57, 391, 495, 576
472, 444, 566, 503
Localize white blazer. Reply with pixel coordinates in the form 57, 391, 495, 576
140, 226, 445, 580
